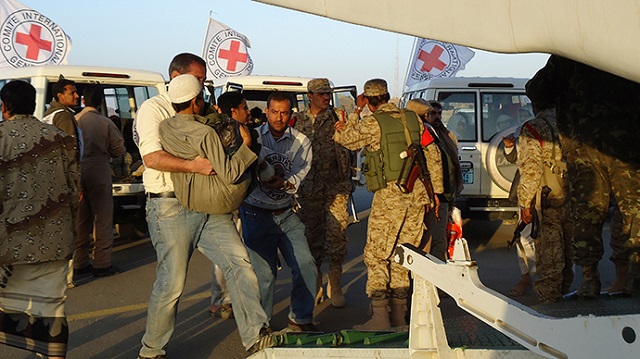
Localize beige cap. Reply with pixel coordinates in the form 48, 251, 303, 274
363, 78, 388, 96
168, 74, 202, 103
307, 78, 332, 93
405, 98, 432, 117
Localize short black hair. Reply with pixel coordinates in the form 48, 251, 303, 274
266, 92, 292, 109
1, 80, 36, 116
217, 92, 245, 117
168, 53, 206, 77
427, 100, 442, 110
82, 84, 103, 108
171, 101, 191, 113
250, 106, 263, 118
51, 77, 76, 101
366, 93, 391, 107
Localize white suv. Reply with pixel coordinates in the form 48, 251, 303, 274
403, 77, 532, 219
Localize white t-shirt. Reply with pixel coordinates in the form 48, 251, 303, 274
133, 93, 176, 194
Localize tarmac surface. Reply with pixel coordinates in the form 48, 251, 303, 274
0, 187, 620, 359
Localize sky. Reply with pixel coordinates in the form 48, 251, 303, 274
20, 0, 550, 97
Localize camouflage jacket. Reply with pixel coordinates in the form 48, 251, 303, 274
334, 103, 444, 194
293, 107, 352, 183
517, 109, 566, 208
1, 115, 80, 264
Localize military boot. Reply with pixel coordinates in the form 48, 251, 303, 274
576, 264, 601, 299
624, 253, 640, 295
604, 263, 629, 294
353, 299, 391, 331
327, 268, 346, 308
390, 297, 408, 327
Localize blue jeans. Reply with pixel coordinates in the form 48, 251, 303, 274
139, 198, 267, 357
240, 205, 317, 325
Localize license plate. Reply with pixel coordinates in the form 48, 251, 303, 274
460, 162, 474, 184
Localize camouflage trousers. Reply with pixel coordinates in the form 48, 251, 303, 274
562, 138, 640, 266
364, 183, 427, 300
609, 202, 629, 266
297, 179, 351, 271
533, 203, 574, 304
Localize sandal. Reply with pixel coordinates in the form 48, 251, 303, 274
508, 282, 527, 297
209, 304, 234, 319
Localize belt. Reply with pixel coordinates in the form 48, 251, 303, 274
246, 204, 290, 215
147, 191, 176, 198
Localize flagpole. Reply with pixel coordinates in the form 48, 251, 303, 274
402, 37, 418, 94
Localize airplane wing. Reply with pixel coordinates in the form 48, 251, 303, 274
253, 0, 640, 83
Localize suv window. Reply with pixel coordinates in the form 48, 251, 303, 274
437, 91, 476, 141
481, 92, 531, 141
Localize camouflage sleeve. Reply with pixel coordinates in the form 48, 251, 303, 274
448, 131, 458, 146
333, 114, 380, 151
517, 125, 543, 208
424, 141, 444, 194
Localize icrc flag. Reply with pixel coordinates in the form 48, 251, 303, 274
0, 0, 72, 69
405, 38, 475, 88
202, 18, 253, 80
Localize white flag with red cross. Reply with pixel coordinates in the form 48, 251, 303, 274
0, 0, 72, 69
405, 38, 475, 88
202, 18, 253, 80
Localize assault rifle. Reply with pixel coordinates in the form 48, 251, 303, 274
396, 143, 436, 207
507, 220, 529, 251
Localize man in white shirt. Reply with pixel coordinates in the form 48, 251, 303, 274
134, 54, 271, 359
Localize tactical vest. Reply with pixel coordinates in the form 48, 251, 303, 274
362, 110, 421, 192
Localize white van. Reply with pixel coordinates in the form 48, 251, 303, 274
211, 75, 358, 115
0, 65, 167, 237
402, 77, 532, 219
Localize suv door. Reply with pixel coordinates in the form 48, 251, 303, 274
435, 90, 481, 195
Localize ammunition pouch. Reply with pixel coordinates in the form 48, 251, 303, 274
362, 148, 386, 192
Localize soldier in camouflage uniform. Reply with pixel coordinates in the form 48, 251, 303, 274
334, 79, 441, 330
527, 55, 640, 298
517, 81, 574, 304
605, 201, 629, 293
292, 78, 353, 308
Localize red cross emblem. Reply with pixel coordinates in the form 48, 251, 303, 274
15, 24, 52, 61
218, 40, 248, 72
418, 45, 447, 73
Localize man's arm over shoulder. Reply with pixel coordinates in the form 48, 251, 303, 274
198, 129, 257, 184
136, 97, 213, 175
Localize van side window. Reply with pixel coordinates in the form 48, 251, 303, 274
437, 91, 476, 142
134, 86, 158, 113
481, 93, 532, 141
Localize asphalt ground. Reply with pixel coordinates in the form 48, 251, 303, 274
0, 188, 619, 359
